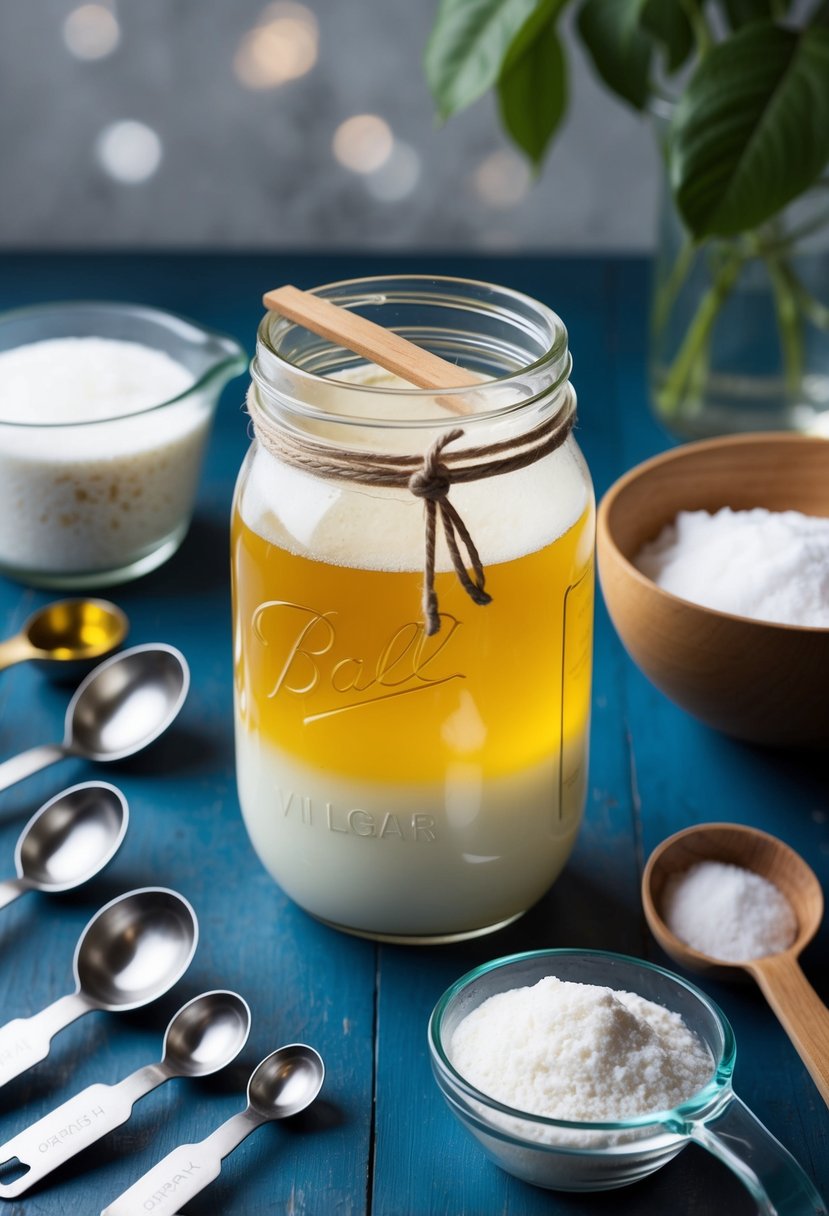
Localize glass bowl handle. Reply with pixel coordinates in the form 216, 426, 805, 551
685, 1092, 826, 1214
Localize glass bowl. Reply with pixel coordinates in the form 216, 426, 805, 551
428, 949, 826, 1212
0, 301, 246, 589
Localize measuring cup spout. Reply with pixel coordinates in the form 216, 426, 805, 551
684, 1091, 827, 1215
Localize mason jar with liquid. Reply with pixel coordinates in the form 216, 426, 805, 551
231, 276, 594, 943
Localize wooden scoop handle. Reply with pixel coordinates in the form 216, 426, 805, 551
748, 952, 829, 1108
262, 284, 478, 415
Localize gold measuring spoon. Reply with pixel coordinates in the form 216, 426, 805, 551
0, 600, 127, 674
643, 822, 829, 1108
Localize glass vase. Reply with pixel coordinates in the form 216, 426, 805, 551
650, 179, 829, 440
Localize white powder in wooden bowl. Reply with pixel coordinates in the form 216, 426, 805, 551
449, 976, 712, 1126
634, 507, 829, 627
662, 860, 797, 962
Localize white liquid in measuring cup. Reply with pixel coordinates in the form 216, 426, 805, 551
0, 337, 208, 579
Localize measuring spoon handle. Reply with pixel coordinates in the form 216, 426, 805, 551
0, 991, 89, 1089
0, 743, 67, 793
0, 878, 28, 911
748, 953, 829, 1109
0, 1064, 167, 1198
0, 637, 33, 673
101, 1110, 262, 1216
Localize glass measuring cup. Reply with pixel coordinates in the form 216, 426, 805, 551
428, 949, 827, 1211
0, 301, 246, 588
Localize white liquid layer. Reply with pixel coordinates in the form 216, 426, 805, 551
235, 724, 585, 937
0, 338, 209, 576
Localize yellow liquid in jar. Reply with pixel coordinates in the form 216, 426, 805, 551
232, 475, 594, 940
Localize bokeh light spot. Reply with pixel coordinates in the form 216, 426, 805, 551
234, 2, 318, 90
63, 4, 120, 60
332, 115, 393, 175
96, 121, 163, 184
473, 150, 531, 210
365, 142, 421, 202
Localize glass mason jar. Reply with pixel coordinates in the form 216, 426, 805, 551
650, 175, 829, 439
231, 276, 594, 943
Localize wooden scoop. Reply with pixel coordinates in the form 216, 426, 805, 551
643, 822, 829, 1108
263, 284, 479, 415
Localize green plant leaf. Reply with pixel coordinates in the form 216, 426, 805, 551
498, 20, 567, 167
578, 0, 659, 109
671, 21, 829, 237
722, 0, 792, 28
424, 0, 544, 121
501, 0, 568, 69
641, 1, 694, 72
812, 0, 829, 26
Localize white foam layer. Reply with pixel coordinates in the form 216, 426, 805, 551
241, 369, 589, 572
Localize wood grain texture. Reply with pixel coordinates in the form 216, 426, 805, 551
0, 254, 823, 1215
597, 434, 829, 746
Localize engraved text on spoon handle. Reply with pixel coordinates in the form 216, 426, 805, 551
101, 1111, 263, 1216
0, 1065, 168, 1198
0, 992, 89, 1088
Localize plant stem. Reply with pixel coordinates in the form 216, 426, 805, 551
656, 252, 743, 416
678, 0, 714, 56
652, 235, 696, 336
767, 257, 804, 395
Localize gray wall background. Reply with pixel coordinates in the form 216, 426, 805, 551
0, 1, 660, 251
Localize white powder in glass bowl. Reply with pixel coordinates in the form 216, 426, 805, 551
449, 975, 713, 1146
0, 336, 209, 581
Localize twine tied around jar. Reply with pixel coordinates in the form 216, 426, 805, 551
247, 393, 576, 635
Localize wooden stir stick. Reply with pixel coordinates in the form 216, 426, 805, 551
262, 284, 477, 416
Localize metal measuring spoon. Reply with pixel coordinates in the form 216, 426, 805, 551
0, 643, 189, 794
0, 887, 198, 1089
0, 600, 128, 675
0, 990, 250, 1199
101, 1044, 325, 1216
0, 782, 128, 911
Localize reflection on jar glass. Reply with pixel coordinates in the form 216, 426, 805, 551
231, 276, 595, 943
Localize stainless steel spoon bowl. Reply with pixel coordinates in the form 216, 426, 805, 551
0, 887, 198, 1089
102, 1044, 325, 1216
0, 782, 128, 911
0, 643, 190, 792
0, 990, 250, 1200
163, 990, 252, 1078
247, 1044, 326, 1119
0, 599, 128, 675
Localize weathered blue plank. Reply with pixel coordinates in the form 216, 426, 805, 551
0, 254, 824, 1216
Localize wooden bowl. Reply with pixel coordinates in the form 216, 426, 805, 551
596, 433, 829, 746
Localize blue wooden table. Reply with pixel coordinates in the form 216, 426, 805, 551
0, 253, 826, 1216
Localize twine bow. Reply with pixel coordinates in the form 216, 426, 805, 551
408, 428, 491, 635
246, 385, 576, 637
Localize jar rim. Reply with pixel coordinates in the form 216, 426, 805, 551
253, 274, 572, 431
